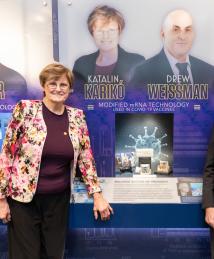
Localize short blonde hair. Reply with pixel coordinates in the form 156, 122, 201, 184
39, 63, 74, 88
87, 5, 125, 35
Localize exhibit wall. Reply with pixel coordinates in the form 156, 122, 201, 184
0, 0, 214, 258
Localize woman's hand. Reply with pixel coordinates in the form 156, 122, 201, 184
0, 198, 11, 224
93, 192, 113, 221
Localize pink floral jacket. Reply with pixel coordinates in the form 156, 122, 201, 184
0, 100, 101, 202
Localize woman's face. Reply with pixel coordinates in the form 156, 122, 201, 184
43, 74, 71, 104
92, 19, 120, 52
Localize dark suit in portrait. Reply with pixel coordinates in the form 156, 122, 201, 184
0, 63, 27, 103
134, 49, 214, 87
73, 45, 145, 88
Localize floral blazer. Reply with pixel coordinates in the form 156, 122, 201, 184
0, 100, 101, 202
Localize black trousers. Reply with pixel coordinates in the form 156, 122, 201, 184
7, 189, 70, 259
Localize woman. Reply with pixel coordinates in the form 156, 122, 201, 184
73, 5, 145, 86
0, 63, 113, 259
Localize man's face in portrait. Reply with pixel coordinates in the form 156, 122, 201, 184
161, 10, 195, 62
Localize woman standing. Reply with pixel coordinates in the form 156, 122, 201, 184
0, 63, 113, 259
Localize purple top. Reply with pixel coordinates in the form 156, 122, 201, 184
36, 102, 74, 194
95, 63, 116, 75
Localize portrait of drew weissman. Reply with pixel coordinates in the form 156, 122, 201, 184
133, 9, 214, 98
72, 5, 145, 96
